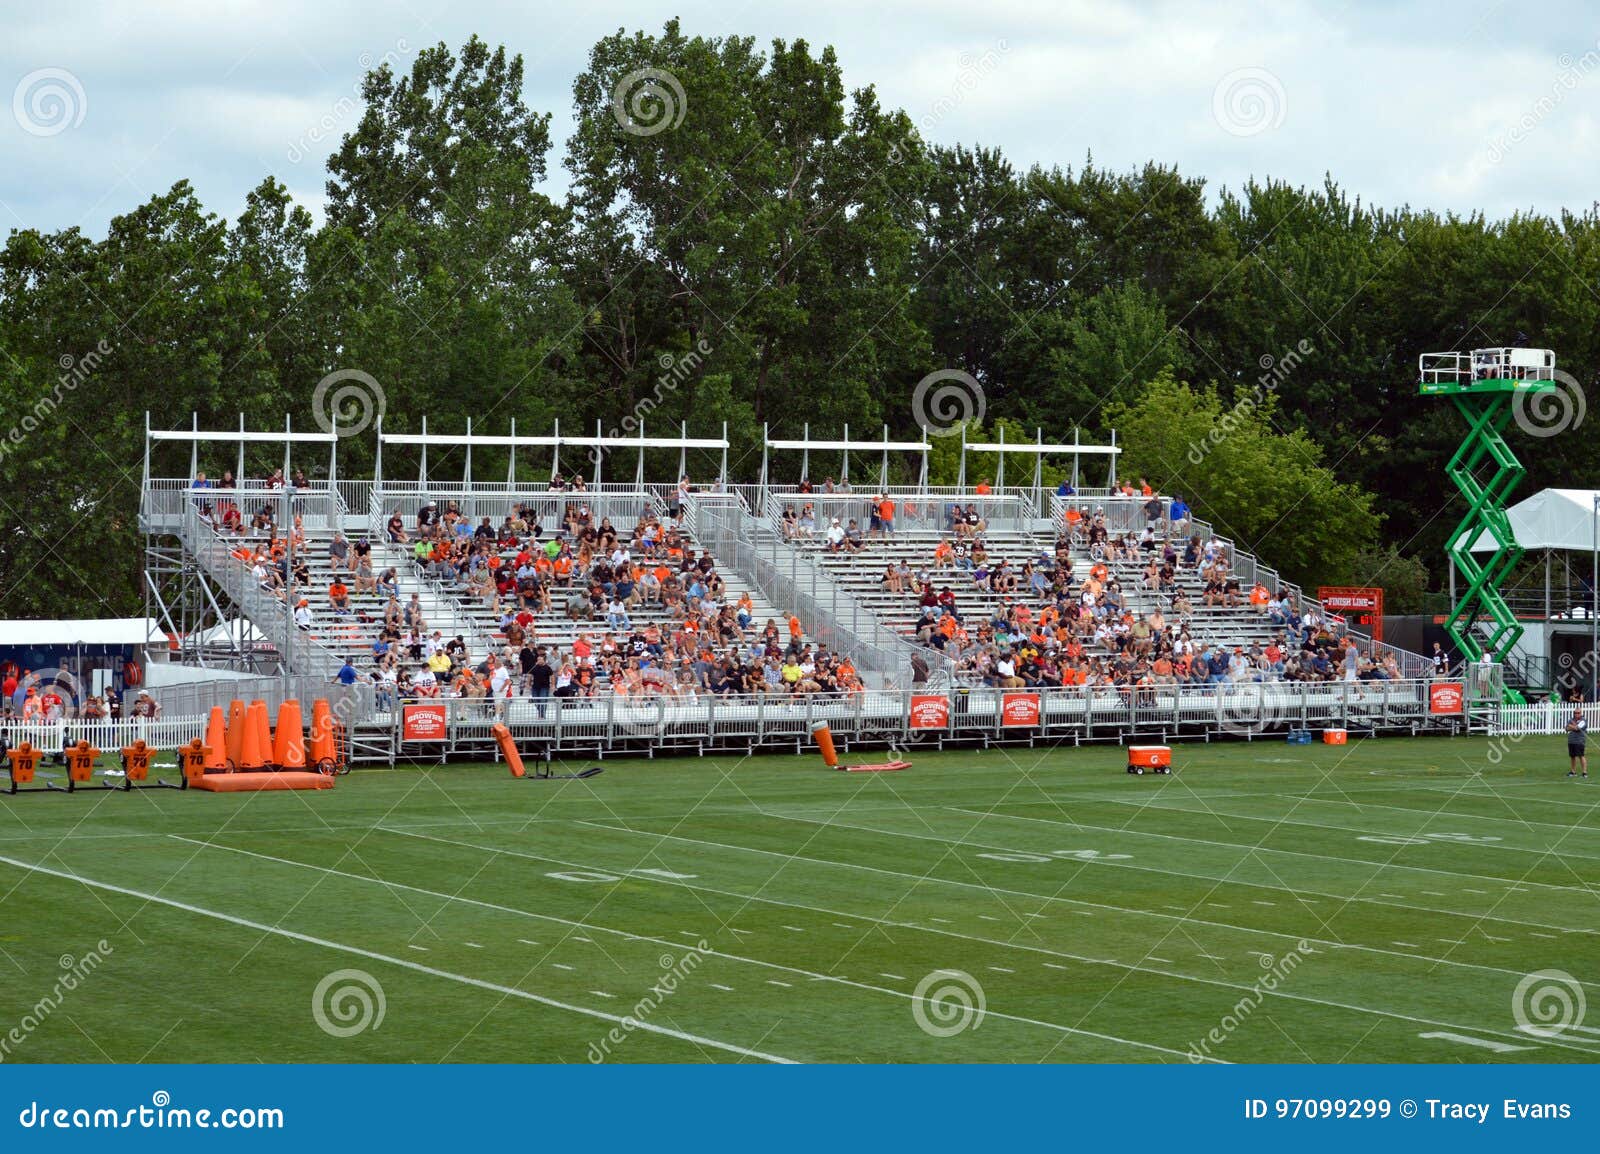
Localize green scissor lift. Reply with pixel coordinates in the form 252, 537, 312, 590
1420, 347, 1558, 704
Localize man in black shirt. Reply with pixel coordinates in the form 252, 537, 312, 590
526, 648, 553, 718
1567, 704, 1589, 778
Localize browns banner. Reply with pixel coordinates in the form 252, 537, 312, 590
1000, 692, 1040, 727
402, 702, 449, 741
908, 695, 950, 730
1429, 682, 1464, 715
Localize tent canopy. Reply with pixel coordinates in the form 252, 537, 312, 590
0, 618, 154, 647
1469, 488, 1600, 553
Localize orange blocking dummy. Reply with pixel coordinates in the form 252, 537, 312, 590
6, 741, 42, 793
65, 741, 102, 791
811, 721, 839, 768
491, 723, 526, 778
120, 740, 152, 786
273, 700, 306, 768
178, 738, 210, 787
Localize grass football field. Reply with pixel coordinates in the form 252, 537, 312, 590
1, 734, 1596, 1064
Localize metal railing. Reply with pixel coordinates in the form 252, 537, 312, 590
764, 489, 1042, 536
390, 676, 1472, 761
179, 506, 346, 678
693, 498, 934, 688
144, 673, 374, 724
1049, 493, 1434, 679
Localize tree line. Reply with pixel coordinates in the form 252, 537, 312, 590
2, 20, 1596, 619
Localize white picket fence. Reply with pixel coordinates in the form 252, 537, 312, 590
2, 717, 207, 753
1493, 699, 1595, 737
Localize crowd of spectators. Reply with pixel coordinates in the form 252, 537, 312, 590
778, 477, 1398, 695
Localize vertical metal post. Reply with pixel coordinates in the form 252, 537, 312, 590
283, 484, 297, 681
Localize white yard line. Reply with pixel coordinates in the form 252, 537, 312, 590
153, 837, 1207, 1062
0, 851, 794, 1064
363, 829, 1600, 1056
760, 812, 1589, 931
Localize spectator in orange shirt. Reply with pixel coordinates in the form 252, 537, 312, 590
974, 478, 992, 495
328, 580, 350, 615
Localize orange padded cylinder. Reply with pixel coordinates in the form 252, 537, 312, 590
238, 701, 268, 770
252, 700, 274, 768
811, 721, 839, 768
309, 698, 336, 770
225, 699, 246, 769
274, 700, 306, 768
491, 723, 526, 778
204, 707, 228, 770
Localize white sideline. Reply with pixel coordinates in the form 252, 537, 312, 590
0, 850, 794, 1064
378, 827, 1600, 1057
163, 835, 1206, 1062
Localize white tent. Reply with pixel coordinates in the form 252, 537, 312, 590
0, 618, 154, 648
1469, 488, 1600, 553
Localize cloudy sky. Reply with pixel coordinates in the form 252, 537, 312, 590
3, 0, 1598, 237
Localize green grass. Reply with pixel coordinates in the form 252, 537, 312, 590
1, 735, 1596, 1064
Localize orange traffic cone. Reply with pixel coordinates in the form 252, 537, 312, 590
309, 698, 336, 772
204, 707, 227, 771
225, 700, 245, 769
238, 701, 269, 770
274, 700, 306, 768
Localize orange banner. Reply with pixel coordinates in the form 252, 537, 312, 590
1000, 692, 1040, 728
908, 695, 950, 730
402, 703, 449, 741
1429, 682, 1464, 715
